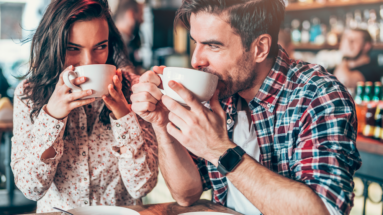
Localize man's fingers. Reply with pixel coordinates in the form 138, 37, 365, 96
162, 95, 194, 124
131, 83, 163, 101
168, 81, 203, 112
152, 66, 166, 75
72, 76, 87, 86
209, 89, 225, 119
131, 92, 159, 105
139, 70, 162, 86
131, 102, 156, 113
67, 89, 93, 101
166, 122, 185, 144
168, 112, 187, 131
69, 97, 96, 110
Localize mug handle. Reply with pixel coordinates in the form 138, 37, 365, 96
62, 69, 82, 92
157, 74, 166, 95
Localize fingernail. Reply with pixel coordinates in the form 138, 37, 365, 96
168, 81, 175, 88
87, 90, 92, 94
82, 77, 86, 82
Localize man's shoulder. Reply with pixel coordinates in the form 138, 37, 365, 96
285, 60, 351, 100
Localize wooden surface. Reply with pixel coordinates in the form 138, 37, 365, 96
356, 136, 383, 156
24, 200, 242, 215
286, 0, 383, 11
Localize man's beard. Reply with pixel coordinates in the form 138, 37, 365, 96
202, 52, 257, 100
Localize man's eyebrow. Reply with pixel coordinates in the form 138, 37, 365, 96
190, 36, 224, 46
67, 40, 108, 48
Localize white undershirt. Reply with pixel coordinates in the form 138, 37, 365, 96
226, 100, 341, 215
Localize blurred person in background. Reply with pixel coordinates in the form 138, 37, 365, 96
278, 29, 294, 58
11, 0, 158, 213
113, 0, 144, 74
332, 29, 382, 89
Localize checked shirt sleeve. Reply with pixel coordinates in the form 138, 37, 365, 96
290, 82, 362, 215
190, 153, 212, 191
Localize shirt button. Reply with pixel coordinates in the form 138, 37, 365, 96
82, 152, 86, 156
122, 135, 126, 139
84, 178, 87, 181
227, 119, 232, 124
84, 200, 88, 204
267, 104, 272, 108
88, 105, 92, 109
56, 125, 60, 129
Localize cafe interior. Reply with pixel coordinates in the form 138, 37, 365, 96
0, 0, 383, 214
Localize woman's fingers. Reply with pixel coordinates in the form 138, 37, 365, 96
108, 84, 120, 99
67, 89, 93, 101
58, 65, 74, 86
113, 75, 122, 92
72, 76, 87, 86
69, 97, 96, 110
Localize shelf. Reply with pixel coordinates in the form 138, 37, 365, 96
286, 0, 383, 12
356, 136, 383, 155
293, 43, 383, 50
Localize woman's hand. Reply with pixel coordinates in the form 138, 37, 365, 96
46, 65, 96, 120
102, 68, 131, 119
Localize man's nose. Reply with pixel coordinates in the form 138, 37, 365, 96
191, 46, 209, 70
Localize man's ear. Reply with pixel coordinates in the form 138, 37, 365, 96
252, 34, 272, 63
363, 42, 372, 55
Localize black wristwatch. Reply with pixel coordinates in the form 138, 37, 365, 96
217, 146, 246, 176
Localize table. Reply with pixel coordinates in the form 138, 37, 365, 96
24, 200, 242, 215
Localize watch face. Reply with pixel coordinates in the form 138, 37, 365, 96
220, 149, 242, 172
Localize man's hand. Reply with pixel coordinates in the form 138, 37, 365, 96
162, 81, 236, 166
131, 66, 170, 129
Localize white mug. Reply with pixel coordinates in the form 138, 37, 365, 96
159, 67, 219, 106
63, 64, 116, 99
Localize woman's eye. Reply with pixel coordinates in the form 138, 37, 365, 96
96, 45, 108, 50
67, 47, 79, 51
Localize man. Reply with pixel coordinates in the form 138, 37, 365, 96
332, 29, 382, 89
131, 0, 361, 214
113, 0, 144, 72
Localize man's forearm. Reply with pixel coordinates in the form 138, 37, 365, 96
227, 155, 330, 215
153, 126, 203, 206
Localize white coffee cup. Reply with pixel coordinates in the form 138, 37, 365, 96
63, 64, 116, 99
159, 67, 219, 106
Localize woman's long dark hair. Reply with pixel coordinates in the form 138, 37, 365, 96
22, 0, 132, 125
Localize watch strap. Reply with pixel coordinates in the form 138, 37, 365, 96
233, 146, 245, 157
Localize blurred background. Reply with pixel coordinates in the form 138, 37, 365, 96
0, 0, 383, 214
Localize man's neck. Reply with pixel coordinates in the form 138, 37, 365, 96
238, 58, 276, 104
346, 54, 371, 69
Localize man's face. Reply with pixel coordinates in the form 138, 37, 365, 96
190, 12, 257, 100
340, 30, 366, 59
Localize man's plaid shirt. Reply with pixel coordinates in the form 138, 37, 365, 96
194, 46, 362, 214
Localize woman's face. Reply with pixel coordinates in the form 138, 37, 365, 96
65, 18, 109, 67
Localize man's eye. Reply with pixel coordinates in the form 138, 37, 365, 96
209, 45, 219, 49
67, 47, 79, 51
96, 45, 108, 50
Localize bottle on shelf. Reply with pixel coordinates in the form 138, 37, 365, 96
379, 5, 383, 43
301, 20, 311, 44
363, 82, 376, 138
373, 82, 382, 140
291, 19, 301, 44
368, 9, 379, 43
355, 82, 365, 134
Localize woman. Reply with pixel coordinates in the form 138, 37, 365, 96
11, 0, 158, 213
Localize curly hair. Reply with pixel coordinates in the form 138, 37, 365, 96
21, 0, 132, 125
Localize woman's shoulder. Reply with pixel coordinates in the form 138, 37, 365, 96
14, 80, 32, 107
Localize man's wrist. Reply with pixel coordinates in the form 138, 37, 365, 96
209, 141, 237, 167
